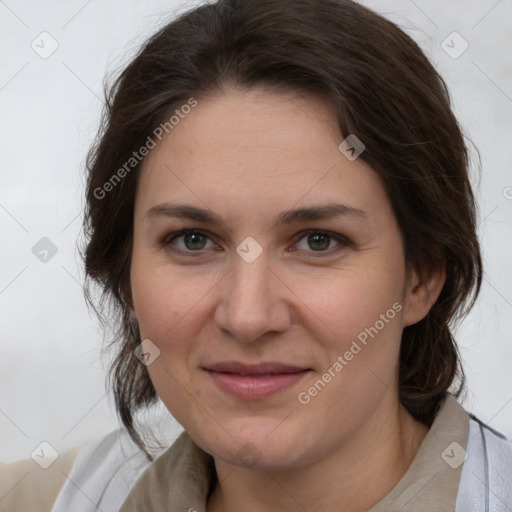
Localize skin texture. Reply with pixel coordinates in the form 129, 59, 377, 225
130, 88, 446, 512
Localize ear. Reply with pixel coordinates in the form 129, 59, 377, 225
402, 264, 446, 327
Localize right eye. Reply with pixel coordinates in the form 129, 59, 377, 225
162, 230, 217, 253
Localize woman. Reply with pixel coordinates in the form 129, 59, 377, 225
1, 0, 511, 510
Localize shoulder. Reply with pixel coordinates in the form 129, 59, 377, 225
0, 429, 153, 512
0, 443, 79, 512
50, 429, 153, 512
456, 413, 512, 511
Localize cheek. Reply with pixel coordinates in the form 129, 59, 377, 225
291, 261, 405, 345
293, 272, 405, 424
129, 266, 209, 420
129, 261, 227, 380
289, 263, 406, 414
131, 259, 206, 338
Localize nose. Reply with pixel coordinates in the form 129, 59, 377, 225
213, 251, 292, 343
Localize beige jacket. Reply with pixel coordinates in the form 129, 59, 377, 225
0, 394, 472, 511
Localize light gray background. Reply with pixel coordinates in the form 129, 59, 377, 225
1, 0, 511, 462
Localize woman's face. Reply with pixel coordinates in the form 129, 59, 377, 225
130, 88, 437, 469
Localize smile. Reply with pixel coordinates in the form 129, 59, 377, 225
203, 362, 312, 400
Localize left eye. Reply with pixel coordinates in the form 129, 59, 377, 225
293, 231, 347, 252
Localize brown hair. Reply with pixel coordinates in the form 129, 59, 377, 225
82, 0, 482, 460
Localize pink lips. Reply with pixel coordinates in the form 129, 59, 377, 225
204, 361, 311, 400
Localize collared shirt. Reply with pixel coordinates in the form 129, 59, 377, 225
119, 393, 469, 512
0, 393, 471, 511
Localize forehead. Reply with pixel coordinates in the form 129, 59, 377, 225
135, 89, 389, 225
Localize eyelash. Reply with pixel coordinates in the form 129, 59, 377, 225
161, 229, 352, 257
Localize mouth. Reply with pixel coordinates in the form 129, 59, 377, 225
203, 361, 312, 400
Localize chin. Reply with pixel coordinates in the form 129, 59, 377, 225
198, 419, 315, 470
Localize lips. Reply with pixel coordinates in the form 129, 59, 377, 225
203, 361, 312, 400
204, 361, 309, 375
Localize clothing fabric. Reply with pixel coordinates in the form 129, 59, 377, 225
1, 394, 511, 511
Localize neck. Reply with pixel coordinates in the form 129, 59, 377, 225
206, 399, 429, 512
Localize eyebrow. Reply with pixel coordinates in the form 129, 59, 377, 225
145, 202, 367, 229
